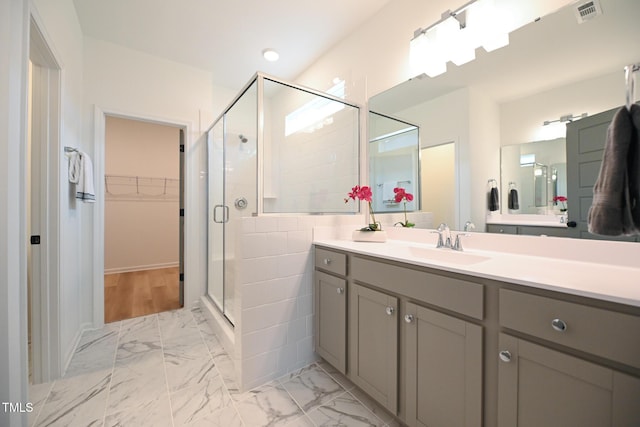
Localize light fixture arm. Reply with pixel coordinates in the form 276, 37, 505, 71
412, 0, 476, 40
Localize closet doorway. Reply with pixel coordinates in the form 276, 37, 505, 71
104, 116, 184, 323
421, 142, 457, 228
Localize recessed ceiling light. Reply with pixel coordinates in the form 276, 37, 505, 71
262, 49, 279, 62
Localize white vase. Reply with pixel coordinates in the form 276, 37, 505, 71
352, 230, 387, 242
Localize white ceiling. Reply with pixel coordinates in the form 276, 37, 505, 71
72, 0, 393, 90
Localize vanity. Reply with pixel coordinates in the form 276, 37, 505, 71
313, 230, 640, 427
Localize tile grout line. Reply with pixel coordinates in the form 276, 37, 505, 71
313, 362, 388, 427
192, 306, 246, 426
157, 312, 178, 427
99, 320, 123, 427
29, 381, 55, 427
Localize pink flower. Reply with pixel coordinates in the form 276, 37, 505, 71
345, 185, 373, 202
345, 185, 361, 203
393, 187, 414, 203
358, 186, 373, 202
345, 184, 379, 230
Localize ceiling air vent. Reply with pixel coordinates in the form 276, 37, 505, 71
574, 0, 603, 24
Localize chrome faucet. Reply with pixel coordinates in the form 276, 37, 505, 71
434, 223, 452, 248
452, 233, 470, 251
464, 221, 476, 232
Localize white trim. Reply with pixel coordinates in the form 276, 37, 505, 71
93, 107, 196, 328
28, 8, 63, 383
104, 262, 179, 275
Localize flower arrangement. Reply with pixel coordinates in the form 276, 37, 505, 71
393, 187, 415, 228
553, 195, 567, 212
345, 185, 381, 231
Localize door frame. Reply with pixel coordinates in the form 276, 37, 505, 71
93, 108, 192, 326
28, 10, 62, 383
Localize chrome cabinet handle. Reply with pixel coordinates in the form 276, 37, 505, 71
499, 350, 512, 363
323, 258, 331, 265
404, 314, 414, 323
385, 306, 395, 316
336, 287, 344, 295
551, 318, 567, 332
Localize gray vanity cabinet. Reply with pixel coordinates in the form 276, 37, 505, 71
498, 333, 640, 427
349, 283, 398, 414
314, 248, 348, 374
498, 289, 640, 426
404, 302, 483, 427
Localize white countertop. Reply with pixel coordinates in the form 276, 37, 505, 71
486, 213, 568, 228
314, 235, 640, 309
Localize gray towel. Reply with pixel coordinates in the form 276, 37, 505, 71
488, 187, 499, 211
628, 104, 640, 228
587, 105, 638, 235
508, 189, 519, 210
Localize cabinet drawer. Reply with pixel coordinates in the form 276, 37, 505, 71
352, 256, 483, 320
315, 247, 347, 276
500, 289, 640, 369
486, 224, 517, 234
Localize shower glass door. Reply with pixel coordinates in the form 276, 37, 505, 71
207, 80, 258, 326
207, 121, 225, 314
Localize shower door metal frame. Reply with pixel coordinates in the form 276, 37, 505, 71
205, 72, 363, 325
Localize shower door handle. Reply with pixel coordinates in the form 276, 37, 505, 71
213, 205, 230, 223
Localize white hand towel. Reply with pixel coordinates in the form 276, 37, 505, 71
382, 181, 397, 202
68, 151, 96, 203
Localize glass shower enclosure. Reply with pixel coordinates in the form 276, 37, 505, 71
206, 73, 360, 325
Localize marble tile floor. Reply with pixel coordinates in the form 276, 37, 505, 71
29, 305, 400, 427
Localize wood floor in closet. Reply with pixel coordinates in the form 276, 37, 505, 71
104, 266, 181, 323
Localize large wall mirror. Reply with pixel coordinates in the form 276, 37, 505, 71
368, 111, 420, 214
368, 0, 639, 239
501, 138, 567, 215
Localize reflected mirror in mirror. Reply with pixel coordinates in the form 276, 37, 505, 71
368, 111, 420, 214
501, 138, 566, 215
368, 0, 639, 240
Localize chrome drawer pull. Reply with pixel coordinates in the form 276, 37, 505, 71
385, 306, 395, 316
551, 318, 567, 332
336, 287, 344, 295
323, 258, 331, 265
404, 314, 414, 323
499, 350, 512, 363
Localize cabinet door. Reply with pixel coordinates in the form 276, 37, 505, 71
315, 271, 347, 373
404, 302, 482, 427
350, 283, 398, 414
498, 334, 640, 427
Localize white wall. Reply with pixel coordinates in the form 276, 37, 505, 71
104, 116, 180, 273
83, 37, 233, 310
0, 0, 29, 425
500, 71, 623, 145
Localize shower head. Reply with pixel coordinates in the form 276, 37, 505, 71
239, 134, 248, 143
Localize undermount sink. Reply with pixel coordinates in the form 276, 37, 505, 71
408, 246, 490, 265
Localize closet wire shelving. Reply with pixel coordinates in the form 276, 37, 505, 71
105, 175, 179, 201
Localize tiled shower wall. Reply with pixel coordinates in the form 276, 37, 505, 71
234, 214, 364, 390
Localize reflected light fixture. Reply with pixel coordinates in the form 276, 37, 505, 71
262, 48, 279, 62
410, 0, 565, 78
543, 113, 588, 126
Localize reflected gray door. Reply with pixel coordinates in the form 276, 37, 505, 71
566, 107, 636, 241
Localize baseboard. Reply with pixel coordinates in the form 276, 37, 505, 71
104, 262, 179, 275
61, 321, 92, 377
